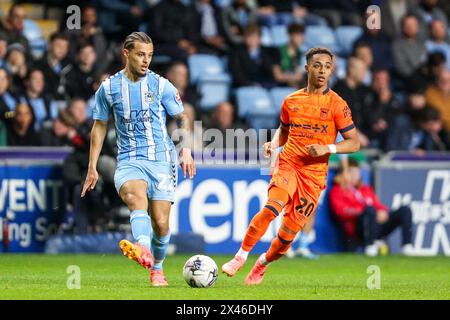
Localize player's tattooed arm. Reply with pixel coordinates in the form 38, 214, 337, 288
172, 112, 196, 179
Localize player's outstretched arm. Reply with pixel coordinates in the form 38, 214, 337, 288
173, 112, 196, 179
81, 120, 108, 197
307, 128, 360, 158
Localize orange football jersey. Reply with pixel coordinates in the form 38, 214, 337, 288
279, 87, 354, 172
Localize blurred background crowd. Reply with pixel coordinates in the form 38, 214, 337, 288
0, 0, 448, 232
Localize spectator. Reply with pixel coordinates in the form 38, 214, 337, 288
352, 42, 374, 86
333, 57, 376, 148
369, 69, 403, 150
63, 43, 97, 100
417, 106, 450, 151
0, 4, 30, 56
329, 159, 415, 256
169, 102, 204, 151
385, 88, 428, 151
0, 67, 20, 119
380, 0, 415, 40
229, 24, 277, 88
255, 0, 327, 27
425, 19, 450, 70
410, 51, 447, 92
413, 0, 449, 41
209, 101, 246, 130
300, 0, 367, 28
392, 14, 428, 80
272, 23, 305, 88
65, 6, 108, 72
149, 0, 199, 61
21, 69, 58, 130
221, 0, 258, 46
192, 0, 228, 55
0, 32, 8, 67
96, 0, 146, 41
86, 72, 110, 119
355, 26, 394, 71
4, 43, 28, 92
40, 108, 77, 147
165, 61, 199, 109
425, 68, 450, 131
6, 102, 41, 146
34, 32, 70, 98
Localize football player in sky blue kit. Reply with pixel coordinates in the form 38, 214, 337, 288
81, 32, 196, 287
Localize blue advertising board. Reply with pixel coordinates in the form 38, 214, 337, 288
0, 163, 65, 252
376, 164, 450, 256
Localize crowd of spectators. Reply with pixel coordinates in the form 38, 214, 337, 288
0, 0, 448, 232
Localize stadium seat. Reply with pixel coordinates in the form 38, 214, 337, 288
270, 25, 289, 47
23, 19, 47, 59
335, 26, 363, 56
35, 19, 59, 40
304, 25, 339, 54
188, 54, 226, 85
235, 86, 278, 130
260, 26, 273, 47
334, 57, 347, 79
198, 73, 231, 111
270, 87, 297, 110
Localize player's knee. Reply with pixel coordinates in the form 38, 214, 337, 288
121, 191, 146, 208
153, 218, 170, 237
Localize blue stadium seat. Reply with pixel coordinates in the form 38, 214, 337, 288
335, 57, 347, 79
198, 73, 231, 111
270, 87, 297, 110
270, 25, 289, 47
260, 26, 273, 47
23, 19, 43, 41
335, 26, 363, 56
23, 19, 46, 59
235, 86, 278, 130
188, 54, 226, 84
304, 25, 339, 54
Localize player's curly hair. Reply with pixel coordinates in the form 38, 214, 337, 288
305, 47, 334, 63
123, 32, 153, 51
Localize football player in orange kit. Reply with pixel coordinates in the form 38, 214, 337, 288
222, 47, 361, 285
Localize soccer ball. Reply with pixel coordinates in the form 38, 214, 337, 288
183, 255, 218, 288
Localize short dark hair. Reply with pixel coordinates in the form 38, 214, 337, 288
420, 106, 441, 122
49, 32, 69, 43
288, 23, 305, 35
243, 23, 260, 37
348, 158, 360, 168
123, 32, 153, 51
305, 47, 334, 63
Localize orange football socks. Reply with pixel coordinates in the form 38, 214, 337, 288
241, 186, 289, 252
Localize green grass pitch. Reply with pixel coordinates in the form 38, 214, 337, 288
1, 253, 449, 300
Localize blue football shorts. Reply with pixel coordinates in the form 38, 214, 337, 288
114, 151, 178, 203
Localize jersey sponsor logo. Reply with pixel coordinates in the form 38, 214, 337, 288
121, 110, 152, 131
288, 123, 328, 133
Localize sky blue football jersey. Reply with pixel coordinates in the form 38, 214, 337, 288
93, 69, 184, 162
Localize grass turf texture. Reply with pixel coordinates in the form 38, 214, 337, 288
0, 254, 449, 300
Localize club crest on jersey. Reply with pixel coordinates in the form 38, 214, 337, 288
320, 108, 329, 120
145, 91, 155, 103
